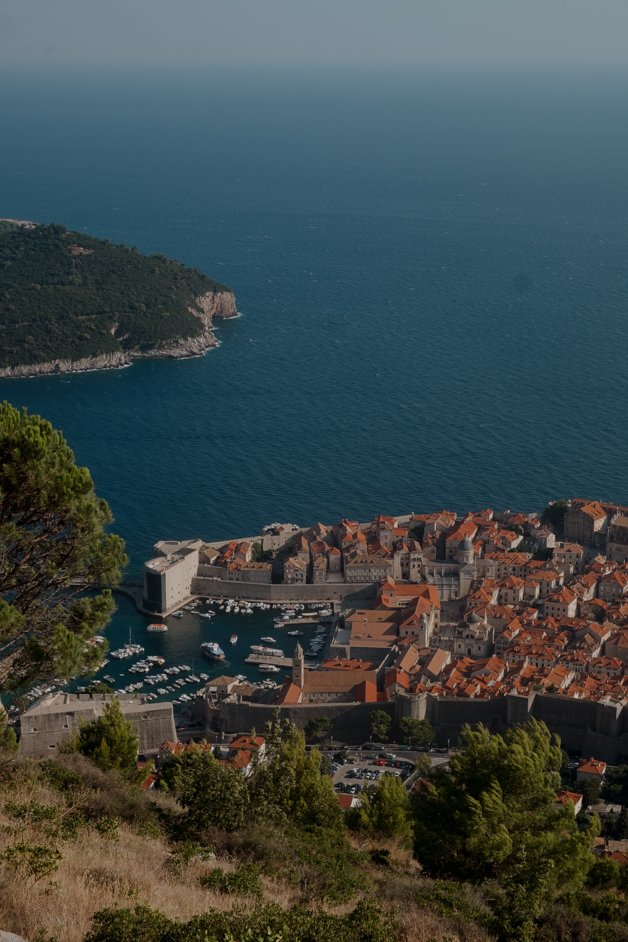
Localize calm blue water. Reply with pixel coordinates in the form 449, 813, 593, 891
1, 67, 627, 686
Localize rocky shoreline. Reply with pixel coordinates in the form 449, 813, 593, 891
0, 290, 238, 380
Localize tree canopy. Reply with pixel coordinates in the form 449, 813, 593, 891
247, 716, 342, 830
172, 748, 250, 832
369, 709, 392, 743
75, 699, 139, 776
349, 772, 411, 840
0, 222, 230, 369
398, 716, 434, 749
412, 720, 597, 941
0, 403, 126, 689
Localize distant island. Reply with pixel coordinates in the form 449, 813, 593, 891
0, 218, 238, 378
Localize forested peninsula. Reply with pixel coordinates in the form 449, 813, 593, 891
0, 219, 237, 378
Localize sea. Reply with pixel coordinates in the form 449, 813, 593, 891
1, 66, 627, 698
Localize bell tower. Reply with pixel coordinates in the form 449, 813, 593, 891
292, 642, 305, 688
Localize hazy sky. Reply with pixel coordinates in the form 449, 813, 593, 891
0, 0, 627, 71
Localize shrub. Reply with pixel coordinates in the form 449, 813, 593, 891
200, 862, 262, 898
0, 841, 63, 882
84, 899, 397, 942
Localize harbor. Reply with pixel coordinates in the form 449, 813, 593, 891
34, 593, 341, 721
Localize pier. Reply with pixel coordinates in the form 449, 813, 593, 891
244, 653, 293, 668
275, 614, 323, 627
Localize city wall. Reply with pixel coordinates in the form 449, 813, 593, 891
204, 698, 395, 744
202, 687, 628, 760
191, 576, 377, 605
397, 690, 628, 762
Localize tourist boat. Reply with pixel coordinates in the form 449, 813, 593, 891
250, 644, 284, 658
257, 664, 280, 673
261, 636, 276, 643
200, 641, 226, 662
230, 634, 238, 645
147, 622, 168, 633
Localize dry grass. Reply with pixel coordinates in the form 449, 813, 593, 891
0, 761, 315, 942
0, 758, 491, 942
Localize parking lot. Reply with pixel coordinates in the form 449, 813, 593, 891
330, 751, 416, 795
316, 745, 452, 795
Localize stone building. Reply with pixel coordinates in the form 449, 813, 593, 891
283, 556, 307, 584
143, 539, 203, 614
564, 501, 607, 545
277, 643, 379, 704
344, 554, 393, 584
19, 693, 176, 758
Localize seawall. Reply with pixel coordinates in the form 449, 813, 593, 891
191, 575, 377, 605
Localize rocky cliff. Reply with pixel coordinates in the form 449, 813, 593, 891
0, 222, 239, 379
0, 290, 238, 379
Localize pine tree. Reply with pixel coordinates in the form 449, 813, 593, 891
76, 699, 139, 775
0, 403, 126, 689
412, 721, 597, 940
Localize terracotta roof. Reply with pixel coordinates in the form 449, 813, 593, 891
230, 735, 265, 751
321, 658, 375, 671
555, 790, 583, 810
578, 757, 607, 776
276, 681, 303, 704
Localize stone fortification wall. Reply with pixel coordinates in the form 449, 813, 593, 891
191, 576, 376, 605
20, 695, 176, 758
205, 699, 394, 744
397, 689, 628, 762
205, 685, 628, 759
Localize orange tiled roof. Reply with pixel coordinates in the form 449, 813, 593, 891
578, 757, 607, 776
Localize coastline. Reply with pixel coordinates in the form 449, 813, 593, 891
0, 289, 238, 381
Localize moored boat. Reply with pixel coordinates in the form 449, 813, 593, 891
147, 622, 168, 633
200, 641, 226, 662
250, 644, 284, 658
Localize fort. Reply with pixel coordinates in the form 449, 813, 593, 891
19, 693, 176, 758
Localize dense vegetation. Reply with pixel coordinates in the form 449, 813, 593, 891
0, 403, 126, 689
4, 712, 628, 941
0, 220, 230, 367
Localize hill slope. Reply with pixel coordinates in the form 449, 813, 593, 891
0, 220, 237, 377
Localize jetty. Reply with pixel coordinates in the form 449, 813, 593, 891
244, 653, 292, 668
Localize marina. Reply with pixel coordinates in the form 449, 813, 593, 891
53, 594, 338, 714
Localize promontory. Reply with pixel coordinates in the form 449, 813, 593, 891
0, 218, 238, 378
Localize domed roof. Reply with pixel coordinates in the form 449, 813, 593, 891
459, 535, 473, 551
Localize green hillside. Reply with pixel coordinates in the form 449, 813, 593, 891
0, 221, 231, 369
